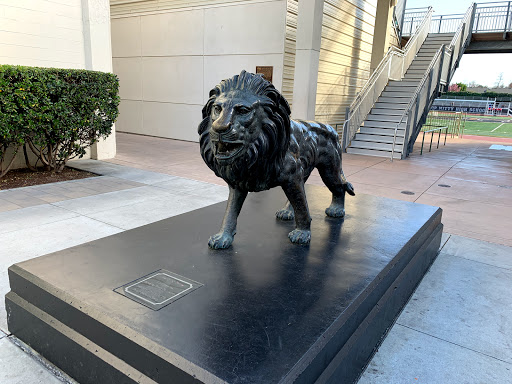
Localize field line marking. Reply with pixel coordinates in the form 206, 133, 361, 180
491, 123, 505, 132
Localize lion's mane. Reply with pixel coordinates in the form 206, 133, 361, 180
198, 71, 291, 191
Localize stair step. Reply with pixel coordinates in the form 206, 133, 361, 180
360, 127, 405, 136
404, 71, 425, 76
381, 85, 417, 92
407, 69, 429, 74
427, 33, 454, 38
354, 134, 400, 144
373, 102, 409, 110
386, 83, 419, 89
383, 87, 417, 94
379, 94, 414, 100
421, 43, 445, 48
409, 59, 434, 65
378, 96, 411, 103
346, 147, 403, 158
419, 49, 441, 55
389, 80, 420, 86
363, 120, 407, 129
370, 108, 406, 116
407, 66, 430, 72
409, 61, 431, 67
408, 64, 431, 70
403, 75, 425, 80
367, 114, 406, 123
349, 140, 404, 152
425, 37, 454, 42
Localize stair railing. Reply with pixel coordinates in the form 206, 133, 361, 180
443, 4, 476, 88
391, 4, 476, 160
428, 2, 512, 35
341, 7, 433, 151
390, 47, 445, 159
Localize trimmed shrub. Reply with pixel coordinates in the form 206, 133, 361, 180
0, 65, 119, 176
445, 91, 512, 101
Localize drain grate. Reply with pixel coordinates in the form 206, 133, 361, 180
401, 191, 415, 195
438, 184, 451, 188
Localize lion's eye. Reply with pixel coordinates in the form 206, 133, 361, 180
213, 105, 222, 115
237, 106, 251, 115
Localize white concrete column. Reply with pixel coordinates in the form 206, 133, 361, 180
291, 0, 325, 121
370, 0, 396, 72
82, 0, 117, 160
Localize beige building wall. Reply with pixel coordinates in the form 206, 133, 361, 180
110, 0, 287, 142
0, 0, 86, 68
314, 0, 378, 128
0, 0, 116, 168
282, 0, 299, 109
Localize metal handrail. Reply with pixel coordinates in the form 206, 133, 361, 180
403, 1, 512, 35
346, 46, 403, 112
390, 46, 444, 159
448, 5, 474, 48
342, 7, 433, 151
390, 3, 476, 160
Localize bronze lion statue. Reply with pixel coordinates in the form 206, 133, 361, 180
198, 71, 354, 249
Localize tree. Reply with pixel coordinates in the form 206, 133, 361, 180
456, 82, 467, 92
495, 72, 504, 88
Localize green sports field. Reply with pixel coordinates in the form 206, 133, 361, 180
463, 119, 512, 138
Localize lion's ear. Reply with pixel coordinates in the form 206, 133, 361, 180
202, 96, 215, 118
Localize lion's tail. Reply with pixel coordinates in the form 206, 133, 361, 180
340, 171, 355, 196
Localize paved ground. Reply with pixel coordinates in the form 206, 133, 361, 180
110, 132, 512, 246
0, 132, 511, 383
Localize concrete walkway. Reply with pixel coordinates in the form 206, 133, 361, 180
0, 162, 228, 383
0, 132, 511, 383
110, 132, 512, 247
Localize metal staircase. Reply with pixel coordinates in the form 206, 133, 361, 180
347, 34, 454, 158
342, 4, 476, 159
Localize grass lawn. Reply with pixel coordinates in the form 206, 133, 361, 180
463, 120, 512, 138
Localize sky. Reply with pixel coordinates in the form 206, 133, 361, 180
406, 0, 512, 87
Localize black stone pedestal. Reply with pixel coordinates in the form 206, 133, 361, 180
5, 186, 442, 384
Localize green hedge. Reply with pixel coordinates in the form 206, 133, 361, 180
445, 91, 512, 100
0, 65, 119, 177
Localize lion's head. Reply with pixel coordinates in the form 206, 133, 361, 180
198, 71, 291, 191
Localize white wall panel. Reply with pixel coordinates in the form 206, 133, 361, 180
204, 2, 285, 55
113, 57, 143, 100
111, 0, 287, 141
142, 102, 202, 141
117, 100, 144, 134
111, 17, 142, 57
142, 56, 204, 105
140, 11, 204, 56
204, 54, 284, 99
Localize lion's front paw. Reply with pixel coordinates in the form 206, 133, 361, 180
288, 229, 311, 245
276, 208, 295, 221
208, 232, 234, 249
325, 204, 345, 218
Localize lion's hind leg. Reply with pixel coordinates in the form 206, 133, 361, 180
276, 200, 295, 221
318, 166, 354, 218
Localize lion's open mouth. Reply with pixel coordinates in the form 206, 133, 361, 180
213, 141, 244, 160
